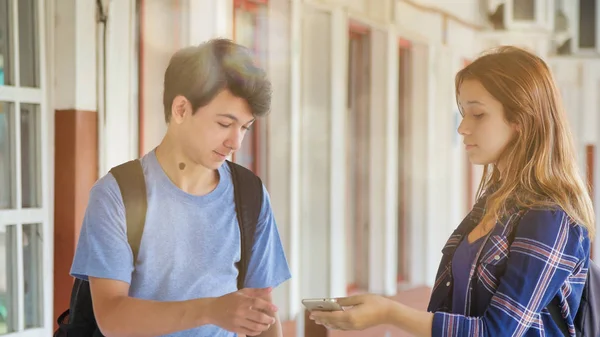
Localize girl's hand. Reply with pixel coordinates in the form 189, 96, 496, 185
308, 294, 393, 331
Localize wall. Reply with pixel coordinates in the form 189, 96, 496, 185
52, 0, 99, 329
102, 0, 138, 173
550, 57, 600, 256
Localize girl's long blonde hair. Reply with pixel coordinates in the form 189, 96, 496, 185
457, 46, 595, 239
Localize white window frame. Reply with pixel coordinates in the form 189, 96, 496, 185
503, 0, 555, 31
0, 0, 51, 336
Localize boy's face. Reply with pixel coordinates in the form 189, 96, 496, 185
171, 90, 255, 170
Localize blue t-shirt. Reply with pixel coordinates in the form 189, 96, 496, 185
70, 149, 291, 336
451, 235, 485, 315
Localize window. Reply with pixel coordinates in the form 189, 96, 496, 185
513, 0, 536, 20
499, 0, 554, 30
550, 0, 600, 55
232, 0, 269, 179
579, 0, 597, 49
0, 0, 49, 336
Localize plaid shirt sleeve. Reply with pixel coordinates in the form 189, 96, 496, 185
432, 209, 589, 337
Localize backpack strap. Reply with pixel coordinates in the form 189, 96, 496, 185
227, 160, 264, 289
109, 159, 148, 264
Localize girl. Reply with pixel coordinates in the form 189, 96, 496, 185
310, 46, 595, 336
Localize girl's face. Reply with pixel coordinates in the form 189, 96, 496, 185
457, 79, 518, 167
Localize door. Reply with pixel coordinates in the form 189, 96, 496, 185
232, 0, 269, 180
346, 21, 370, 291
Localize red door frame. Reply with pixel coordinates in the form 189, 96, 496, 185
397, 38, 412, 284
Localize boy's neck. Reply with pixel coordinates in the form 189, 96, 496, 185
155, 137, 219, 196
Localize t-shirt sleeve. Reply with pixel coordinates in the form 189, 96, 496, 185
243, 185, 292, 289
70, 173, 135, 284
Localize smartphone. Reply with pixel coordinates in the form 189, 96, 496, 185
302, 298, 344, 312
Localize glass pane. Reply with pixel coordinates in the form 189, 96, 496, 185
20, 104, 40, 208
0, 0, 14, 86
514, 0, 536, 20
0, 225, 18, 334
22, 224, 42, 329
18, 0, 39, 87
579, 0, 597, 48
0, 102, 14, 210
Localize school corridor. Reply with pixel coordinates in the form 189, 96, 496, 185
1, 0, 600, 336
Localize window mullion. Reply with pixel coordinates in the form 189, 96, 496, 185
15, 223, 25, 331
11, 0, 21, 87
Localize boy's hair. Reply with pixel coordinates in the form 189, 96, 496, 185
162, 38, 271, 122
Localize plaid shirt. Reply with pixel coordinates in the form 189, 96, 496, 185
427, 197, 591, 337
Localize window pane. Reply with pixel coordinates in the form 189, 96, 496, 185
514, 0, 536, 20
0, 0, 14, 86
17, 0, 39, 87
20, 104, 40, 208
0, 102, 14, 210
0, 225, 18, 334
579, 0, 597, 48
22, 224, 42, 329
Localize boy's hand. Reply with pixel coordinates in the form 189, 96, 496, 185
209, 287, 278, 336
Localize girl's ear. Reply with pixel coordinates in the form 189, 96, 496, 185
513, 122, 521, 133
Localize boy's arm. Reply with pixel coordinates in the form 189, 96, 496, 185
90, 277, 278, 337
245, 186, 292, 337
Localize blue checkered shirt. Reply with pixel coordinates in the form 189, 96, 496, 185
427, 197, 591, 337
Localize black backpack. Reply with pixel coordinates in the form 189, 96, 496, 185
508, 213, 599, 337
53, 159, 264, 337
550, 260, 600, 337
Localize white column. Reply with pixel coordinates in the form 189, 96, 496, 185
328, 7, 348, 299
102, 0, 139, 173
298, 3, 332, 302
267, 0, 294, 321
448, 51, 467, 234
42, 0, 55, 333
424, 44, 441, 285
187, 0, 233, 45
53, 0, 97, 111
428, 45, 456, 269
368, 28, 389, 294
407, 43, 429, 285
384, 26, 400, 296
289, 0, 303, 322
139, 0, 182, 154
